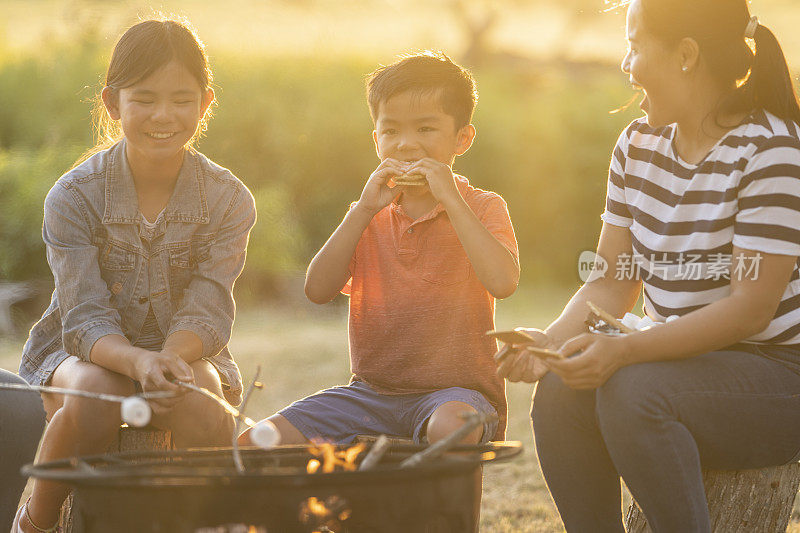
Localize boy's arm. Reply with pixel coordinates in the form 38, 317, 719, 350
304, 204, 377, 303
443, 195, 519, 298
409, 158, 520, 299
305, 158, 405, 303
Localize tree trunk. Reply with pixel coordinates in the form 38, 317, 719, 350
625, 463, 800, 533
59, 426, 172, 532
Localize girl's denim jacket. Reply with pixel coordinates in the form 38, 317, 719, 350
20, 140, 256, 405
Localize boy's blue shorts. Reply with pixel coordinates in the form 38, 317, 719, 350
278, 380, 498, 445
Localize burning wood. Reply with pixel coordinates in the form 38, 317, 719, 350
194, 525, 266, 533
358, 434, 391, 470
299, 495, 351, 532
306, 442, 366, 473
307, 459, 322, 474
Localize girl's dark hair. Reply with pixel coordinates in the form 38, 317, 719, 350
638, 0, 800, 125
78, 16, 214, 164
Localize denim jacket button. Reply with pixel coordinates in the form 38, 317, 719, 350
111, 282, 123, 294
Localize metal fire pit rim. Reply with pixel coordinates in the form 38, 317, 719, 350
22, 441, 522, 487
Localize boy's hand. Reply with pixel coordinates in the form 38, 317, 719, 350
406, 158, 461, 206
356, 158, 405, 215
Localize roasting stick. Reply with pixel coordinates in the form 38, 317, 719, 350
358, 435, 391, 471
231, 366, 263, 474
0, 382, 174, 402
0, 382, 176, 427
400, 411, 498, 469
586, 301, 635, 335
174, 381, 258, 428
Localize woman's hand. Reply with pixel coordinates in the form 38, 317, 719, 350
496, 328, 554, 383
132, 350, 194, 415
546, 333, 632, 390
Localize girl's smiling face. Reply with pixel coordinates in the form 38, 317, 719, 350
103, 60, 214, 163
621, 0, 687, 127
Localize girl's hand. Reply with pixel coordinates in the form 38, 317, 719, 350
356, 158, 405, 215
496, 328, 554, 383
132, 350, 194, 415
546, 333, 632, 390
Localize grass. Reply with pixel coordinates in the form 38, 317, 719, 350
3, 287, 800, 531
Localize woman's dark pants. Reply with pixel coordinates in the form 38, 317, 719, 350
531, 348, 800, 533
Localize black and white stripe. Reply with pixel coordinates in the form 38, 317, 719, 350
602, 110, 800, 344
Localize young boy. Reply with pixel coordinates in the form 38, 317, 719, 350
244, 51, 519, 446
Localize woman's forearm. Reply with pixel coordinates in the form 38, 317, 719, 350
620, 293, 771, 365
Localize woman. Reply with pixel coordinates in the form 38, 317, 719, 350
498, 1, 800, 531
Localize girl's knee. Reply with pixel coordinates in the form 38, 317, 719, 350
57, 363, 134, 432
189, 359, 222, 390
66, 362, 135, 396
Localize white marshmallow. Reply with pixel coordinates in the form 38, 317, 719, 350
120, 396, 152, 427
636, 316, 656, 331
621, 313, 641, 330
250, 420, 281, 450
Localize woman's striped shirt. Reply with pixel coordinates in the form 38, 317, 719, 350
602, 110, 800, 345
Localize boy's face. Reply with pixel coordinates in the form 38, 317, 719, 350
373, 90, 474, 192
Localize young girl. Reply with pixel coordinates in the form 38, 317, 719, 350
498, 1, 800, 531
13, 18, 256, 532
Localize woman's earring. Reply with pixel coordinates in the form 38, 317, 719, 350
682, 66, 689, 73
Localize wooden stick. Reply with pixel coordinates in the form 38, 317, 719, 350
174, 381, 257, 428
493, 339, 564, 361
232, 366, 263, 474
358, 435, 391, 470
399, 412, 497, 468
586, 301, 635, 334
0, 382, 174, 402
524, 345, 565, 360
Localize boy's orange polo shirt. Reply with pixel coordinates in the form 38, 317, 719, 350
343, 176, 518, 440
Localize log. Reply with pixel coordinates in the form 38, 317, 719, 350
59, 425, 172, 532
625, 463, 800, 533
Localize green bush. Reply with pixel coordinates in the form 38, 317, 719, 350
0, 32, 643, 293
0, 147, 84, 280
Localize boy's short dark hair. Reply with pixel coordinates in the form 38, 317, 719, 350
366, 51, 478, 129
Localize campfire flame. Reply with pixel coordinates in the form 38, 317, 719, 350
299, 495, 351, 532
307, 459, 321, 474
306, 442, 366, 473
299, 443, 364, 531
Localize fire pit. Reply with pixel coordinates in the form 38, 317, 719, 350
24, 441, 521, 533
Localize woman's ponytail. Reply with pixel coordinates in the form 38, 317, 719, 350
744, 23, 800, 124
